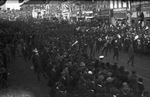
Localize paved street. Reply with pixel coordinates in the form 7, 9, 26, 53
7, 57, 50, 97
94, 50, 150, 93
4, 48, 150, 97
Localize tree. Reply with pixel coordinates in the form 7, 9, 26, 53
0, 0, 7, 6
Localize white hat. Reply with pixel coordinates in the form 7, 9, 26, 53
134, 35, 139, 40
33, 48, 38, 53
88, 71, 93, 74
99, 55, 104, 59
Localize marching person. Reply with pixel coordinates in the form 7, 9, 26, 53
113, 40, 119, 61
102, 39, 108, 57
127, 44, 135, 67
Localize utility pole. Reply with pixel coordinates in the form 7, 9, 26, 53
128, 0, 131, 26
136, 0, 141, 32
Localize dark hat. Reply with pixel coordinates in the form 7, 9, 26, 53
0, 67, 6, 73
138, 78, 143, 82
132, 71, 136, 74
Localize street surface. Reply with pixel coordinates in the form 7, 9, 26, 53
94, 49, 150, 93
3, 47, 150, 97
7, 57, 49, 97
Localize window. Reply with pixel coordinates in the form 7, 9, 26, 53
110, 0, 113, 9
122, 1, 127, 7
114, 0, 117, 9
118, 0, 122, 8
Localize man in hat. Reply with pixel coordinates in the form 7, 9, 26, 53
113, 40, 119, 61
137, 78, 145, 97
127, 44, 135, 67
102, 40, 108, 57
98, 55, 105, 65
96, 38, 102, 54
120, 82, 134, 96
59, 69, 68, 88
99, 55, 104, 61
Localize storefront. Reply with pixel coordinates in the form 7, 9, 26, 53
113, 8, 127, 19
96, 9, 110, 23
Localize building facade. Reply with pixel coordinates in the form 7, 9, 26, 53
81, 1, 95, 20
45, 1, 62, 19
95, 0, 110, 22
61, 1, 71, 20
20, 1, 46, 19
110, 0, 131, 25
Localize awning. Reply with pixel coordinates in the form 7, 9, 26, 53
114, 12, 126, 19
96, 15, 109, 19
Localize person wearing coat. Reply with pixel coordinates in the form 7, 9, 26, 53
127, 44, 135, 66
137, 78, 145, 97
47, 65, 57, 88
113, 40, 119, 61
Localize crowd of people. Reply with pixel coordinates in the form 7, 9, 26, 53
0, 10, 32, 21
0, 18, 149, 97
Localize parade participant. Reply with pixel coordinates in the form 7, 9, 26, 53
22, 42, 28, 62
96, 37, 102, 54
137, 78, 145, 97
0, 16, 149, 97
102, 39, 108, 57
127, 44, 135, 67
113, 40, 119, 61
0, 67, 8, 89
31, 48, 43, 81
120, 82, 134, 97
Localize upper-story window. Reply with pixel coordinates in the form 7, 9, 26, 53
104, 5, 106, 8
114, 0, 117, 9
122, 1, 127, 8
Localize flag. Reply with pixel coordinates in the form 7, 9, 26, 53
19, 0, 24, 3
0, 0, 7, 6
